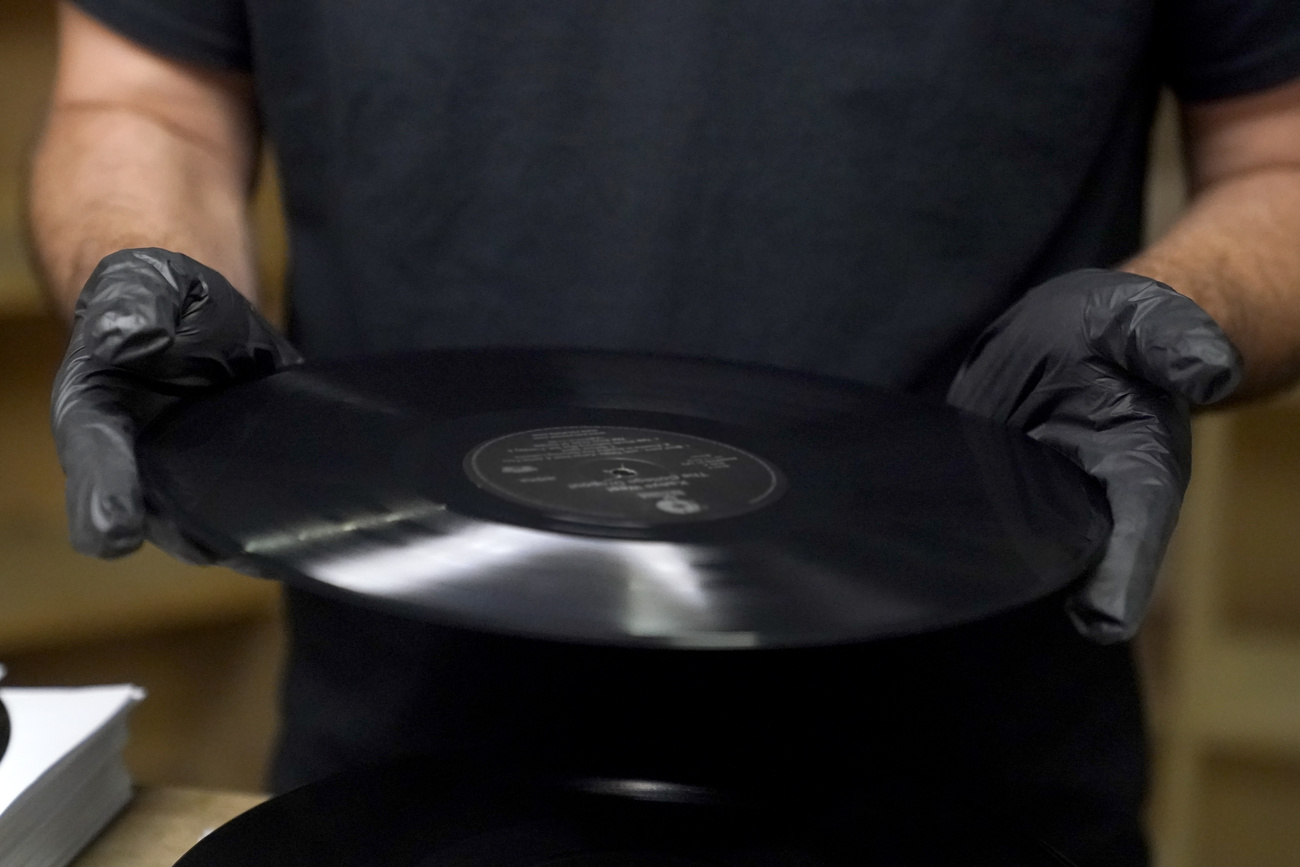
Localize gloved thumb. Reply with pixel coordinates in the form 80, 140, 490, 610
55, 382, 147, 558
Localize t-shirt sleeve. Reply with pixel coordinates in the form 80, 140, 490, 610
1160, 0, 1300, 102
72, 0, 251, 71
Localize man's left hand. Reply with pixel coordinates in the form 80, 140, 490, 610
947, 269, 1241, 642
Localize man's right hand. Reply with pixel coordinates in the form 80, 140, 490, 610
51, 248, 302, 560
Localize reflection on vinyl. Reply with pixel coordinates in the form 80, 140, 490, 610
174, 762, 1076, 866
136, 349, 1110, 647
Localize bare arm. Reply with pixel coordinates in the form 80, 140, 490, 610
29, 2, 261, 316
1126, 77, 1300, 399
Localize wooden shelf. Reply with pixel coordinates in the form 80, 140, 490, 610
1187, 634, 1300, 756
0, 0, 55, 317
0, 266, 48, 317
0, 530, 280, 655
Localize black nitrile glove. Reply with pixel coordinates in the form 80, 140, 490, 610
51, 248, 302, 561
947, 269, 1242, 642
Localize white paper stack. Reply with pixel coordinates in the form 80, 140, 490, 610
0, 683, 144, 867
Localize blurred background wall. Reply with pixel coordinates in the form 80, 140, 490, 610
0, 1, 1298, 864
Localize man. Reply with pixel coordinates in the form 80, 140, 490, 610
29, 1, 1300, 863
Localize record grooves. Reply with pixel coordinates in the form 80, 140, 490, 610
136, 348, 1110, 647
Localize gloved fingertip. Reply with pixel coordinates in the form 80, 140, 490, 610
71, 490, 146, 559
1067, 505, 1170, 645
1065, 598, 1135, 645
71, 525, 145, 560
277, 342, 307, 368
1186, 345, 1243, 405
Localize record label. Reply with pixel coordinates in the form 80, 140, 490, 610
463, 425, 787, 524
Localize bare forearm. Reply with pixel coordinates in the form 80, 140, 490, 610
1125, 167, 1300, 399
29, 103, 259, 317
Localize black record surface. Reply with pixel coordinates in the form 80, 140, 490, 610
136, 349, 1110, 647
0, 694, 8, 765
174, 762, 1076, 866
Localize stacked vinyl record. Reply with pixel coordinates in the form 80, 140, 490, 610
174, 761, 1077, 866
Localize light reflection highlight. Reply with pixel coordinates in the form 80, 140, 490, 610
301, 522, 706, 606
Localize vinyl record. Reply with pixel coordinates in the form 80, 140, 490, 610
136, 349, 1110, 647
174, 762, 1076, 866
0, 694, 8, 765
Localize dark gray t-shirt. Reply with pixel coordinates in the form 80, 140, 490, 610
70, 0, 1300, 397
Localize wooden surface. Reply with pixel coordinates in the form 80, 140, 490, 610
74, 788, 268, 867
